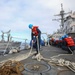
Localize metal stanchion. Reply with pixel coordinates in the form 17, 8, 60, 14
68, 47, 74, 54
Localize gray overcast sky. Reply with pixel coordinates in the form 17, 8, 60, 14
0, 0, 75, 41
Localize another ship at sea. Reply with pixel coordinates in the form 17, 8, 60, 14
0, 30, 21, 55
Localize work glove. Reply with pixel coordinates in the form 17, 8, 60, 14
36, 36, 38, 38
32, 40, 34, 43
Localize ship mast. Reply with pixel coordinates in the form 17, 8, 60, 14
53, 3, 71, 33
60, 3, 64, 28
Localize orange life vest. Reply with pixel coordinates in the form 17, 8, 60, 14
64, 37, 75, 46
32, 26, 38, 36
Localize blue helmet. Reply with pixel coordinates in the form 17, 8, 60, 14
61, 36, 65, 39
64, 34, 68, 38
62, 34, 68, 39
28, 24, 33, 29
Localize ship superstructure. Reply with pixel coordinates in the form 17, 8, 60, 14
64, 12, 75, 37
52, 4, 73, 38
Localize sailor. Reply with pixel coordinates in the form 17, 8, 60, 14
61, 35, 75, 54
29, 24, 41, 55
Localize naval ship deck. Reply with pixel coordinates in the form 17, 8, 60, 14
0, 45, 75, 75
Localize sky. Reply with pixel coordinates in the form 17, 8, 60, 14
0, 0, 75, 42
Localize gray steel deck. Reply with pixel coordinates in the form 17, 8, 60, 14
0, 45, 75, 75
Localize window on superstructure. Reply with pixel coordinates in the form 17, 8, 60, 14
66, 26, 67, 30
72, 18, 75, 21
71, 27, 72, 30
